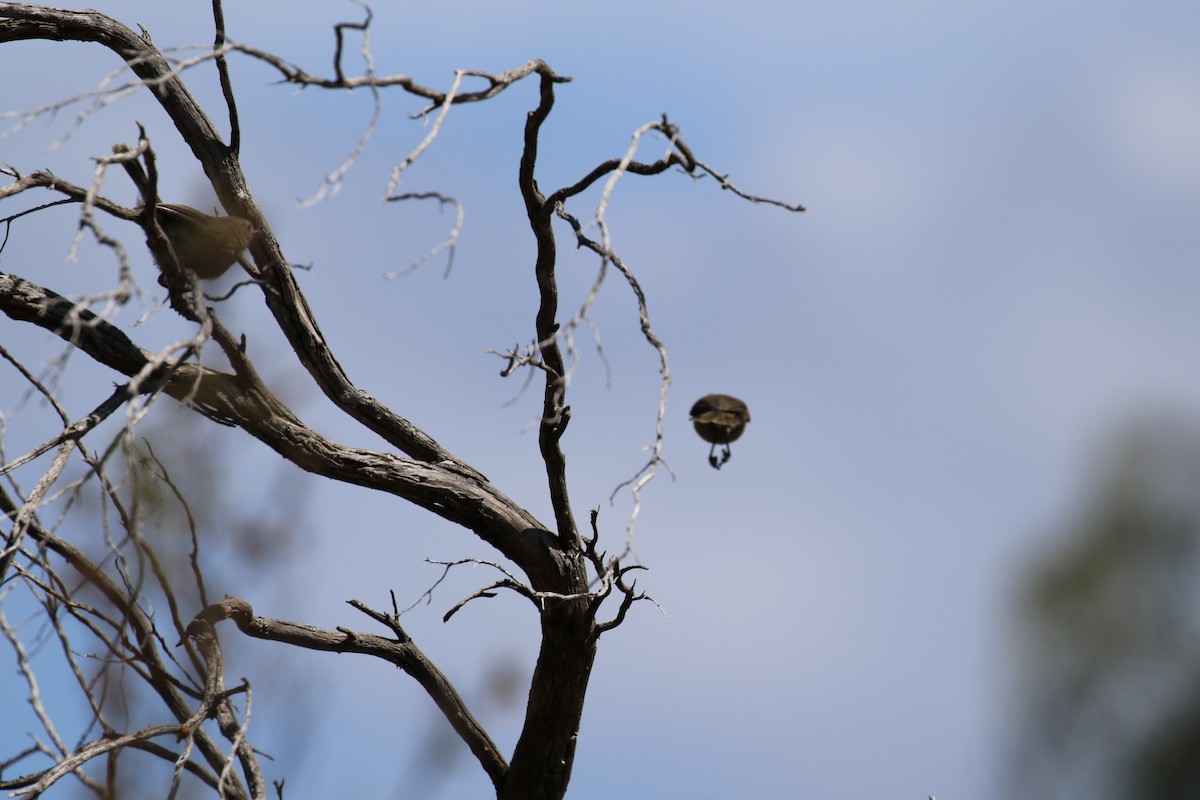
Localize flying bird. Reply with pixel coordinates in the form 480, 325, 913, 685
690, 393, 750, 469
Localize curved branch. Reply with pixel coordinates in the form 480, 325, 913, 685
544, 118, 695, 207
0, 273, 567, 583
189, 596, 508, 791
555, 203, 673, 547
519, 65, 578, 547
0, 723, 190, 795
210, 0, 240, 154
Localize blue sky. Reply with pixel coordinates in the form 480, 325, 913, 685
3, 1, 1200, 797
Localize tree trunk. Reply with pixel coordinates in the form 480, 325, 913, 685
501, 600, 598, 800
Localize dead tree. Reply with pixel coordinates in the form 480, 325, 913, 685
0, 3, 802, 798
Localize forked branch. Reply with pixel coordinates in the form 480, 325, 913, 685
187, 596, 508, 790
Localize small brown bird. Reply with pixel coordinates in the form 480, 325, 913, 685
112, 143, 254, 281
690, 393, 750, 469
150, 203, 255, 280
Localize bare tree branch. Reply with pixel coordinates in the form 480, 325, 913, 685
0, 273, 564, 578
518, 65, 579, 548
0, 488, 254, 798
209, 0, 239, 155
188, 596, 508, 791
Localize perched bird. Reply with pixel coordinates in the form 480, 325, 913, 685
149, 203, 255, 280
112, 143, 255, 281
690, 393, 750, 469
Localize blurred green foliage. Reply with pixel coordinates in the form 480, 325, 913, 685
1010, 418, 1200, 798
